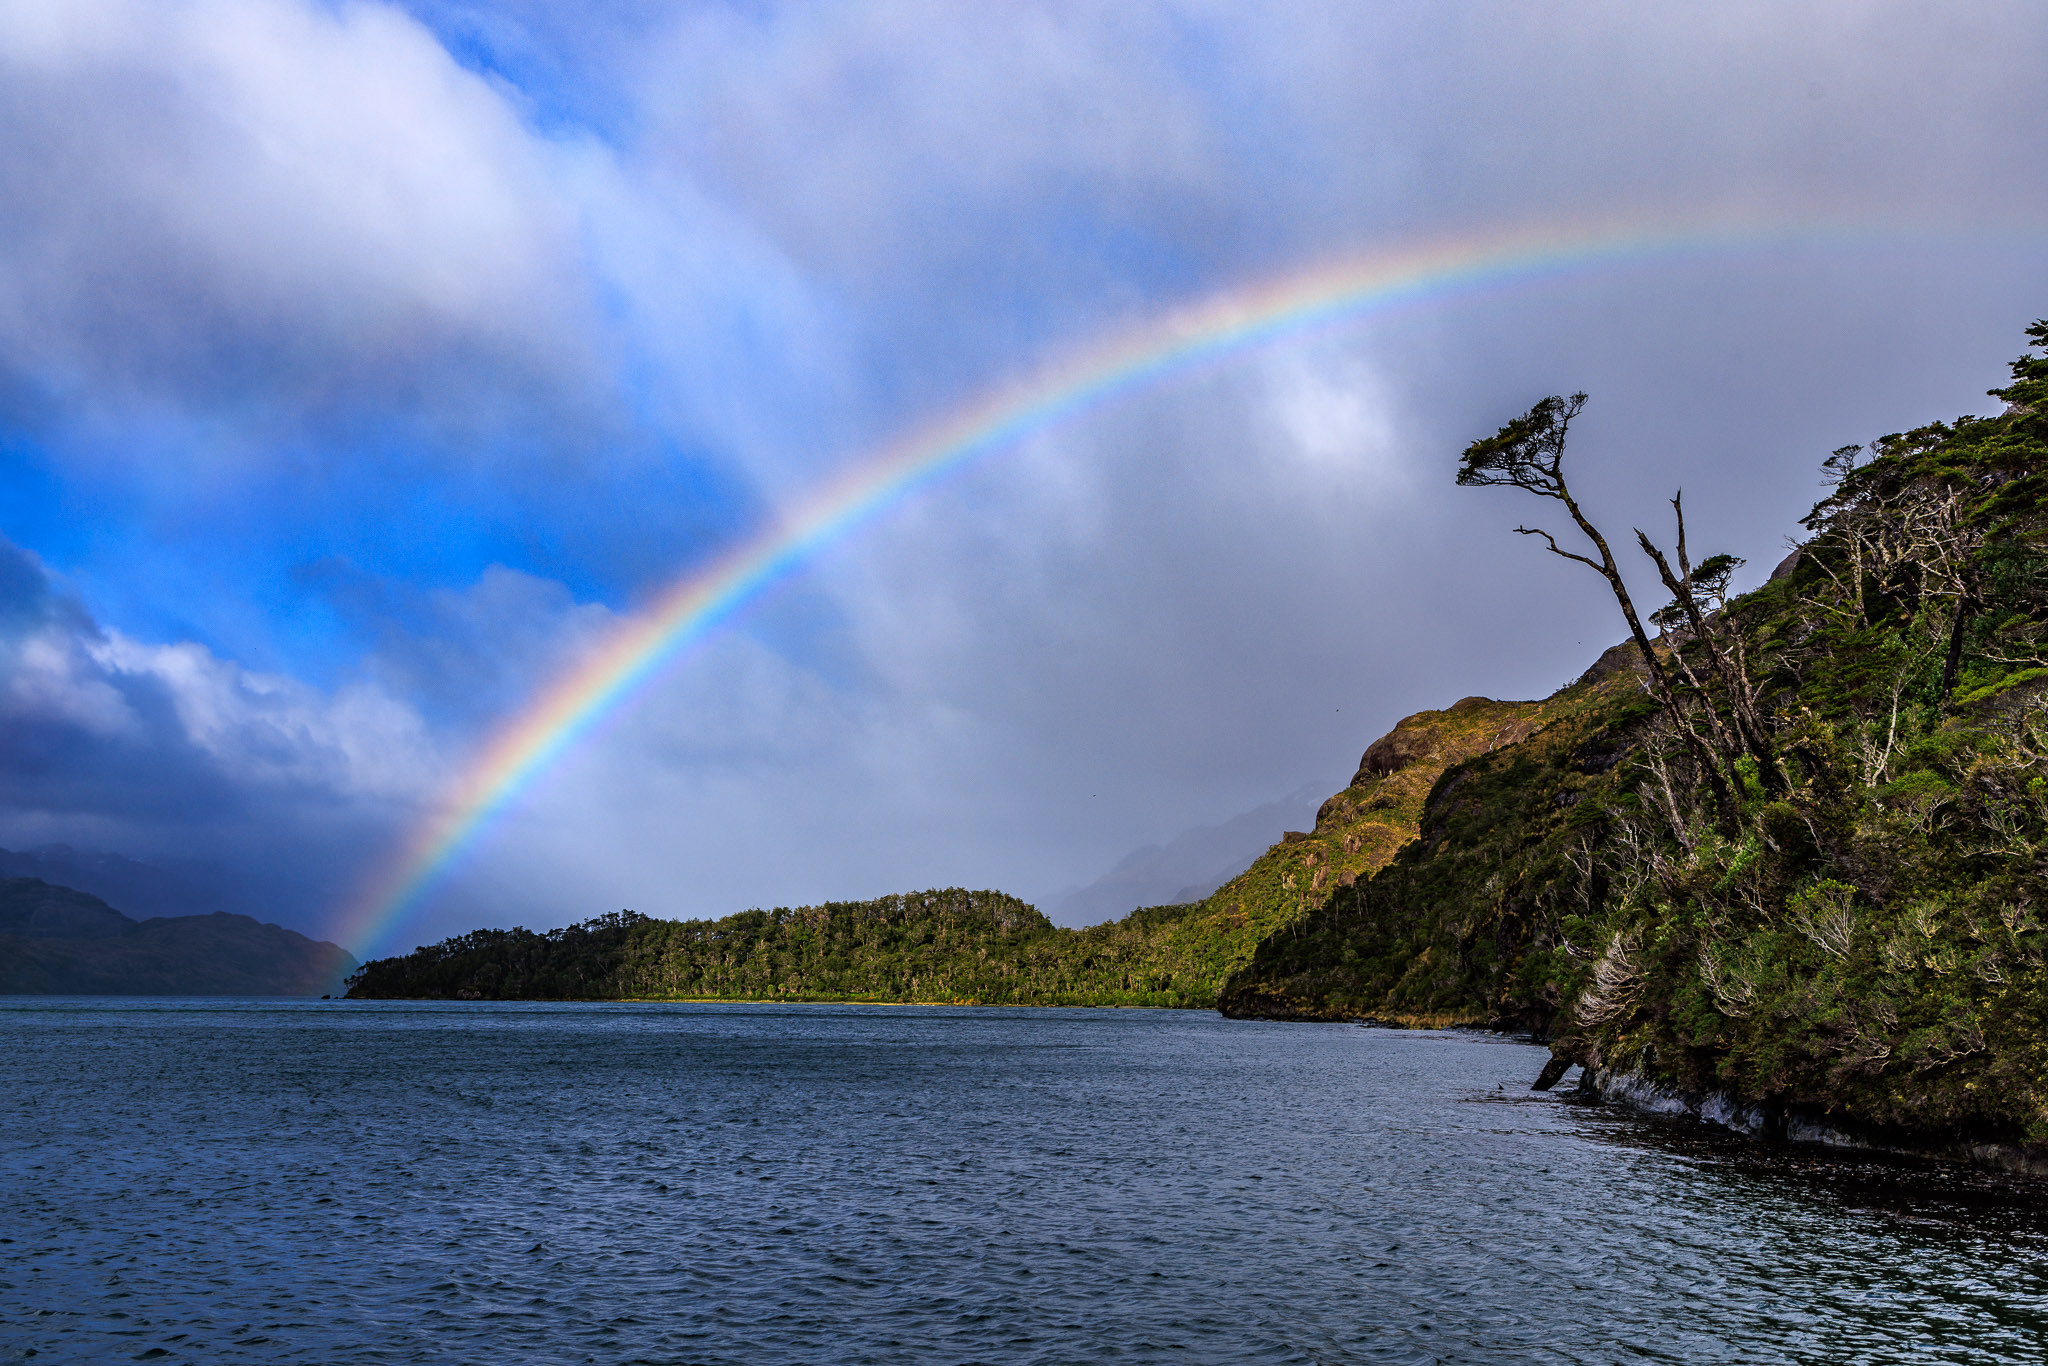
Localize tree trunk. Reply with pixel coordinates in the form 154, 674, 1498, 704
1939, 589, 1974, 702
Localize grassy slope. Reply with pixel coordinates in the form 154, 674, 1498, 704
1218, 659, 1652, 1026
1190, 695, 1560, 970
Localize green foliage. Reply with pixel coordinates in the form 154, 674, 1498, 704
347, 889, 1281, 1009
1457, 392, 1588, 493
1951, 666, 2048, 708
1226, 318, 2048, 1145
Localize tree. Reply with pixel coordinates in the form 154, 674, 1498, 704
1457, 393, 1758, 821
1456, 394, 1670, 686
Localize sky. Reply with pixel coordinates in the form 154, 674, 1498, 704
1, 0, 2045, 957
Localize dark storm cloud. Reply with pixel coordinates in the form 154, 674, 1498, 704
0, 535, 435, 931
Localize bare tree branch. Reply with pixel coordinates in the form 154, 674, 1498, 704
1514, 525, 1606, 572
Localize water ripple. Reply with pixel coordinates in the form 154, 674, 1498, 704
2, 999, 2045, 1364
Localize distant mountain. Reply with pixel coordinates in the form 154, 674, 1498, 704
0, 877, 136, 940
0, 877, 357, 995
0, 844, 252, 921
1045, 781, 1332, 926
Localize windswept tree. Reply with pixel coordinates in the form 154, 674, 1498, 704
1455, 392, 1776, 824
1455, 393, 1666, 685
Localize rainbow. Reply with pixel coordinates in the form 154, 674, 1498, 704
332, 211, 1927, 957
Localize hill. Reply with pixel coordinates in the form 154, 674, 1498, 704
346, 708, 1541, 1006
349, 889, 1262, 1006
1223, 318, 2048, 1162
0, 844, 259, 921
0, 877, 358, 995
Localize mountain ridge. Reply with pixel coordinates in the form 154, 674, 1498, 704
0, 876, 358, 996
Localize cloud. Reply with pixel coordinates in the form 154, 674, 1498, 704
636, 3, 1223, 276
83, 634, 432, 800
0, 534, 439, 925
308, 558, 624, 724
0, 0, 601, 462
1258, 341, 1408, 493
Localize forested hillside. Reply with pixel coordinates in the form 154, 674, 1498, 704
347, 890, 1205, 1005
348, 695, 1575, 1005
1226, 319, 2048, 1150
349, 888, 1315, 1007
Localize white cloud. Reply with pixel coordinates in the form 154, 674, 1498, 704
87, 634, 436, 799
2, 630, 136, 738
1259, 342, 1406, 491
0, 537, 440, 870
0, 0, 598, 454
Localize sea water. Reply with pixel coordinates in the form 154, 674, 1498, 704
2, 999, 2046, 1364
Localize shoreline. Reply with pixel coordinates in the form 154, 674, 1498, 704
344, 993, 1207, 1009
1576, 1063, 2048, 1181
